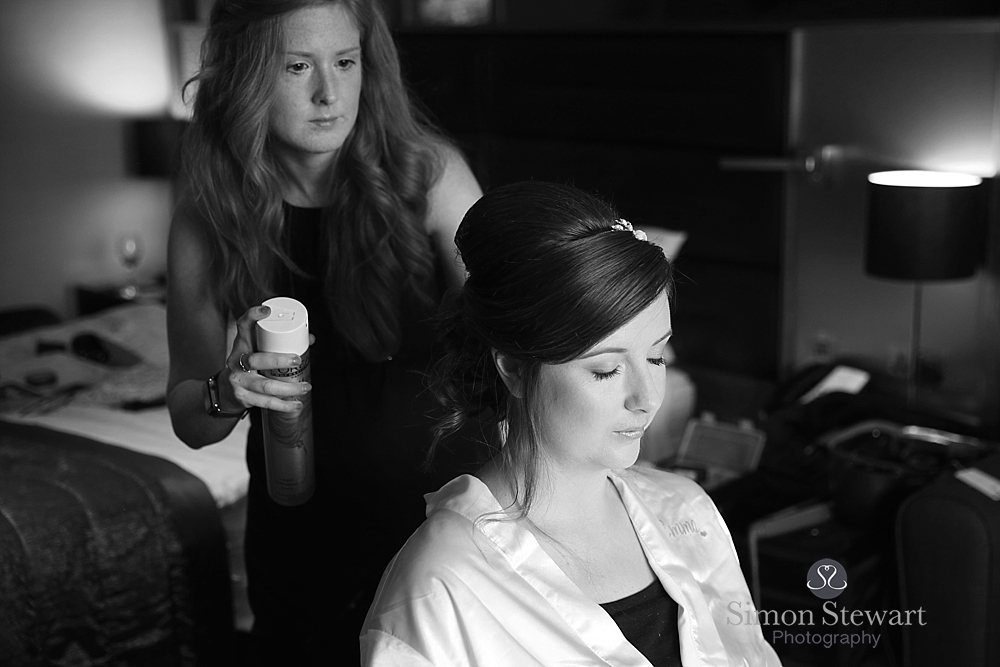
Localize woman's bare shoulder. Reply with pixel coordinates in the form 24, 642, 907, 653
424, 142, 482, 236
422, 143, 481, 285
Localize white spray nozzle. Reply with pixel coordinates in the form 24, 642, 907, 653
256, 296, 309, 354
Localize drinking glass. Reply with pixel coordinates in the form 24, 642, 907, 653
116, 233, 144, 299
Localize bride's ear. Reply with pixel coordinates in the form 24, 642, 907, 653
492, 349, 524, 399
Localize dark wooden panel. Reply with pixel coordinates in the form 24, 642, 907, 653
669, 256, 780, 378
388, 0, 1000, 30
462, 134, 783, 269
397, 30, 787, 380
397, 35, 491, 131
488, 33, 787, 151
399, 32, 789, 152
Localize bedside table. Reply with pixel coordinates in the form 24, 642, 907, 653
75, 282, 166, 316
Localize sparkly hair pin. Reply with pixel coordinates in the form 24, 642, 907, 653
611, 218, 647, 242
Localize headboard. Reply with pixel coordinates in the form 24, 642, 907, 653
397, 29, 789, 383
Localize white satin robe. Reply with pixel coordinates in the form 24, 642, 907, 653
360, 467, 781, 667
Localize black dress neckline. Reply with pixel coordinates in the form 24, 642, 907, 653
283, 201, 324, 212
600, 578, 665, 613
599, 577, 683, 667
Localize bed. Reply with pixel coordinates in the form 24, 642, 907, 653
0, 303, 250, 508
0, 303, 250, 665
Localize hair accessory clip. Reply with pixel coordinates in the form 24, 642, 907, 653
611, 218, 647, 242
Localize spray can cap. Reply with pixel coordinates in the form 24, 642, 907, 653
256, 297, 309, 354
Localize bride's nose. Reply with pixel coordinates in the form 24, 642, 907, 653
625, 366, 660, 413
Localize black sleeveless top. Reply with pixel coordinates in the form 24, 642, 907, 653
600, 578, 684, 667
242, 204, 484, 654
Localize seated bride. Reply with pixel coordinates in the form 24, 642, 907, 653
361, 181, 781, 667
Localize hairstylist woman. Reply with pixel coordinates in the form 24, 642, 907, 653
165, 0, 482, 662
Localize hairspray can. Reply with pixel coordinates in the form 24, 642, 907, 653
256, 296, 314, 506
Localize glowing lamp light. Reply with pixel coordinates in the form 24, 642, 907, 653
868, 170, 983, 188
9, 0, 172, 116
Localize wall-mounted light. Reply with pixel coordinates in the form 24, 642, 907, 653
4, 0, 173, 115
865, 170, 989, 408
401, 0, 495, 26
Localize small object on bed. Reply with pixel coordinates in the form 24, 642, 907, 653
0, 305, 166, 413
24, 369, 56, 387
120, 396, 168, 411
70, 331, 143, 367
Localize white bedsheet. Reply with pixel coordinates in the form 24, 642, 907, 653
0, 303, 249, 507
3, 404, 249, 507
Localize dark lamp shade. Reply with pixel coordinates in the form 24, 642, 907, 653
125, 118, 188, 178
865, 171, 989, 281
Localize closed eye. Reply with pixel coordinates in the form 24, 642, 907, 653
648, 357, 667, 367
593, 367, 621, 381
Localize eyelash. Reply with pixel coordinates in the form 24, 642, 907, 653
285, 59, 356, 74
593, 358, 667, 381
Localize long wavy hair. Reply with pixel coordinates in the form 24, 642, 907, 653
430, 182, 674, 516
179, 0, 446, 361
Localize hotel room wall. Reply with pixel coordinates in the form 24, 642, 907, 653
785, 22, 1000, 424
0, 0, 174, 318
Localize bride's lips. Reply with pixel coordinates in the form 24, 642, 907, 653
614, 426, 647, 439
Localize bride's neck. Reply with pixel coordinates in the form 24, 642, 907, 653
478, 457, 617, 529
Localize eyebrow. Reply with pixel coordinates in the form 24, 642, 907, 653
578, 330, 673, 360
287, 46, 361, 56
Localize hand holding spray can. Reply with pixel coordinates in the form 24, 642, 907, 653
256, 297, 314, 506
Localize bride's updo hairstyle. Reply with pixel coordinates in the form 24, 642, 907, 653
431, 181, 673, 513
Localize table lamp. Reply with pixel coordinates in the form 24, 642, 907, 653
865, 170, 988, 408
